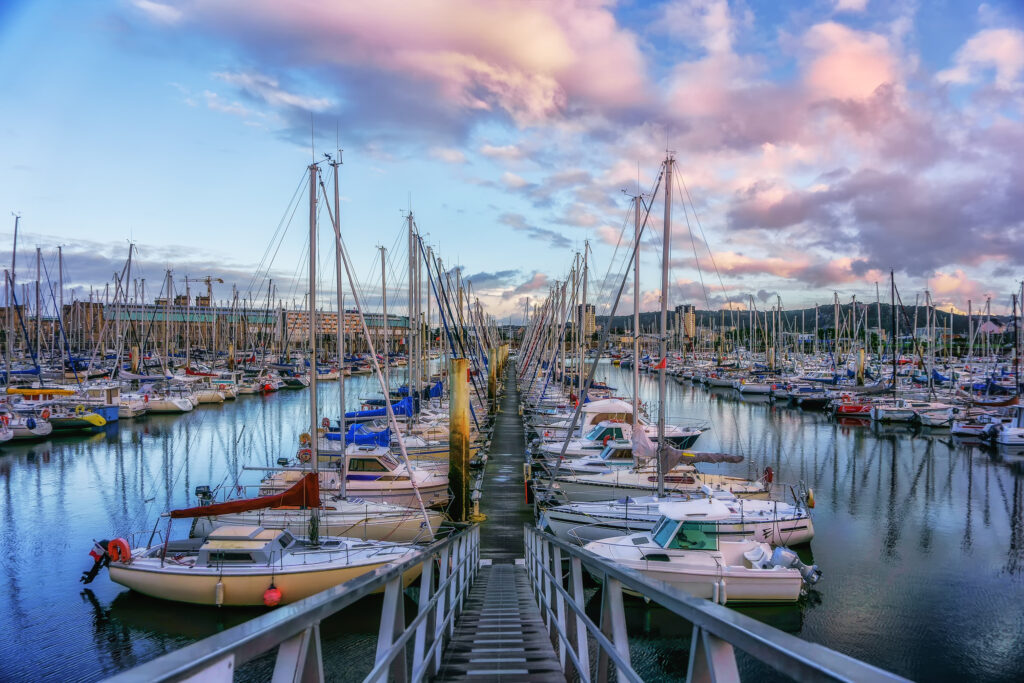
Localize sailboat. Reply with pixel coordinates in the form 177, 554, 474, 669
83, 474, 421, 606
80, 161, 426, 606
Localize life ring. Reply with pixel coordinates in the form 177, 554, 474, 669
603, 435, 612, 446
218, 384, 227, 391
75, 404, 86, 415
763, 466, 774, 484
0, 414, 8, 426
297, 448, 312, 463
321, 417, 331, 429
108, 538, 131, 563
41, 408, 51, 420
299, 432, 312, 446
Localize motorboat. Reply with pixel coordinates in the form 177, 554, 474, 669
582, 498, 820, 604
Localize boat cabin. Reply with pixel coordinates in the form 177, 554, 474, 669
583, 421, 628, 443
197, 525, 295, 567
648, 499, 734, 550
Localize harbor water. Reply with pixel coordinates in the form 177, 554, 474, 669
1, 366, 1022, 681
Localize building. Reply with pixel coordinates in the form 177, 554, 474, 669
674, 304, 696, 339
576, 304, 596, 339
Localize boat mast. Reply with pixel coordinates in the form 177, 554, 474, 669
8, 213, 18, 386
658, 153, 673, 498
380, 246, 389, 393
632, 192, 640, 426
890, 270, 897, 395
307, 162, 321, 545
329, 152, 346, 465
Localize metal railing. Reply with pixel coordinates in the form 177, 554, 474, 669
103, 525, 480, 683
524, 525, 907, 682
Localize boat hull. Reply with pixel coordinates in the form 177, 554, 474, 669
109, 560, 422, 607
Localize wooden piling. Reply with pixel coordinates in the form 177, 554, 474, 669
449, 357, 470, 522
487, 347, 497, 410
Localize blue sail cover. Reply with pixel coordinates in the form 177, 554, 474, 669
429, 380, 444, 397
344, 396, 416, 419
325, 424, 391, 446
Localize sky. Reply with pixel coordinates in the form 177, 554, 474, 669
0, 0, 1022, 321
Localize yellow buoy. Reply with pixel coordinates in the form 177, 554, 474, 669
806, 488, 816, 508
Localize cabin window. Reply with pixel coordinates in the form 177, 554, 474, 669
607, 450, 629, 462
651, 517, 678, 548
585, 425, 604, 440
612, 428, 624, 439
207, 552, 254, 563
669, 522, 719, 551
380, 454, 399, 470
350, 458, 388, 472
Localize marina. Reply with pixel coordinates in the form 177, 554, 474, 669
3, 2, 1024, 681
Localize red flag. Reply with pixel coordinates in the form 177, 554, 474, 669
653, 357, 667, 370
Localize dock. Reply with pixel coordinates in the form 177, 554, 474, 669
102, 359, 908, 683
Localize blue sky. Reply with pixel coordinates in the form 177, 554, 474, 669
1, 0, 1022, 319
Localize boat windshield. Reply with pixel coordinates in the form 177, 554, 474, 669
669, 522, 719, 550
651, 517, 678, 548
584, 425, 604, 440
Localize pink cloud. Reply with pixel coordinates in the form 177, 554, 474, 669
937, 28, 1024, 89
801, 22, 900, 101
163, 0, 649, 124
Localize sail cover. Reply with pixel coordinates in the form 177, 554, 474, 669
170, 472, 320, 518
632, 427, 743, 471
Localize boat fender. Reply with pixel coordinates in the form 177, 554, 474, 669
143, 394, 149, 403
26, 417, 36, 430
41, 408, 51, 420
80, 539, 110, 584
763, 466, 774, 484
108, 538, 131, 563
603, 435, 612, 446
719, 579, 727, 605
263, 583, 282, 607
215, 580, 225, 607
297, 448, 312, 463
0, 414, 7, 426
321, 417, 331, 429
806, 488, 815, 508
218, 384, 227, 391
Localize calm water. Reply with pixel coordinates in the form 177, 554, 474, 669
1, 366, 1022, 681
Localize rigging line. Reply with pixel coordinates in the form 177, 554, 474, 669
677, 172, 734, 309
244, 169, 308, 297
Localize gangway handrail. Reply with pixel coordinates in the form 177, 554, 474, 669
524, 524, 908, 683
102, 525, 480, 683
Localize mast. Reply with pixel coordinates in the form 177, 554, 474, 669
35, 247, 41, 361
632, 193, 640, 426
8, 214, 18, 385
330, 153, 346, 461
890, 270, 897, 394
380, 246, 389, 392
581, 241, 588, 400
307, 162, 321, 545
657, 153, 673, 498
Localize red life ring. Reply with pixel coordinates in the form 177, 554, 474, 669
297, 448, 312, 463
40, 408, 50, 420
0, 414, 8, 426
603, 435, 612, 446
218, 384, 227, 391
108, 538, 131, 563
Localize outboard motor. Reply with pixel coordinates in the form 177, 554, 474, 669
80, 540, 110, 584
770, 546, 822, 584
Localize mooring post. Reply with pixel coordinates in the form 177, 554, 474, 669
449, 357, 470, 521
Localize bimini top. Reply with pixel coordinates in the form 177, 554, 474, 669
657, 497, 735, 522
581, 398, 633, 414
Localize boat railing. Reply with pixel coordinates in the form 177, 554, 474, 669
101, 524, 480, 683
524, 524, 908, 682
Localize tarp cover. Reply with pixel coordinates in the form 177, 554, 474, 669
169, 472, 320, 518
632, 427, 743, 471
325, 424, 391, 446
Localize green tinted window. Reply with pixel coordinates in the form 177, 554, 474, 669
671, 522, 718, 550
652, 517, 678, 548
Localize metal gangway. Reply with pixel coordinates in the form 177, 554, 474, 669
104, 522, 906, 683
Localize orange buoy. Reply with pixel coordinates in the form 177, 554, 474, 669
108, 538, 131, 563
41, 408, 51, 420
263, 584, 282, 607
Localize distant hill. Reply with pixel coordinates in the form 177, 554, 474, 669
597, 303, 1013, 336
